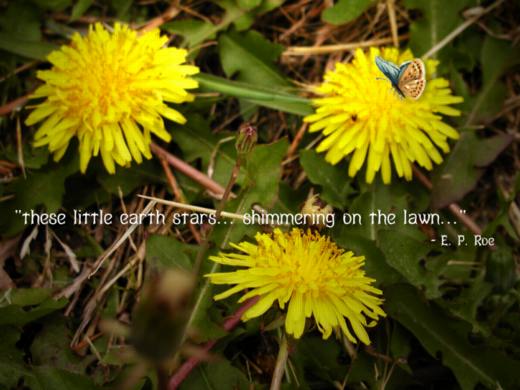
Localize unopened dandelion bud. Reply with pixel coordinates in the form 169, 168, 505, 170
235, 123, 257, 157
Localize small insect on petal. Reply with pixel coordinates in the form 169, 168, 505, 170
304, 47, 462, 184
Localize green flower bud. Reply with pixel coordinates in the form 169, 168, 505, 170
235, 123, 257, 157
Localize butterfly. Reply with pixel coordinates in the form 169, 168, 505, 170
375, 56, 426, 100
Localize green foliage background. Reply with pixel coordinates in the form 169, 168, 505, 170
0, 0, 519, 389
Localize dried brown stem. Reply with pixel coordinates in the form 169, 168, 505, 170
286, 123, 308, 159
270, 334, 289, 390
0, 94, 31, 116
386, 0, 399, 47
139, 1, 180, 33
158, 156, 201, 243
159, 156, 185, 202
422, 0, 505, 59
283, 35, 408, 56
151, 143, 226, 197
0, 60, 38, 83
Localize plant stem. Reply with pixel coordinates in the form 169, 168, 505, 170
282, 36, 408, 56
0, 93, 31, 116
270, 334, 289, 390
169, 151, 244, 372
422, 0, 505, 60
168, 296, 259, 390
158, 366, 169, 390
151, 143, 226, 197
137, 195, 245, 222
192, 154, 242, 277
138, 1, 179, 33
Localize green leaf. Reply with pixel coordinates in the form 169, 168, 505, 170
0, 32, 57, 60
346, 352, 377, 387
299, 149, 352, 208
71, 0, 94, 21
466, 37, 520, 125
334, 180, 410, 240
0, 2, 41, 41
403, 0, 475, 59
217, 0, 283, 32
164, 0, 282, 47
163, 19, 217, 48
195, 73, 313, 116
30, 316, 91, 374
240, 139, 289, 210
273, 181, 307, 214
173, 114, 243, 187
0, 156, 78, 236
167, 0, 252, 48
252, 0, 285, 15
322, 0, 373, 25
446, 275, 492, 333
217, 138, 288, 243
9, 288, 52, 306
296, 337, 347, 382
97, 159, 164, 196
389, 323, 412, 363
146, 234, 195, 271
432, 131, 512, 208
0, 326, 26, 388
219, 30, 289, 116
110, 0, 132, 17
180, 359, 251, 390
60, 169, 110, 210
0, 319, 96, 389
190, 284, 227, 343
219, 30, 287, 87
332, 233, 402, 286
31, 0, 72, 11
0, 297, 67, 326
213, 0, 253, 31
25, 367, 99, 390
485, 245, 517, 293
237, 0, 262, 10
378, 229, 442, 297
5, 145, 49, 169
385, 284, 520, 390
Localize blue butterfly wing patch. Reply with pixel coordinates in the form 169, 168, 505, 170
375, 56, 400, 85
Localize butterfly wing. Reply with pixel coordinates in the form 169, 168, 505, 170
375, 56, 400, 85
399, 79, 426, 100
398, 59, 426, 100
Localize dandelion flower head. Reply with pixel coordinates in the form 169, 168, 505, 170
206, 228, 385, 344
25, 23, 199, 173
304, 47, 463, 184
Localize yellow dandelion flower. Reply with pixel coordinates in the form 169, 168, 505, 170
25, 22, 199, 174
206, 228, 385, 344
304, 47, 463, 184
